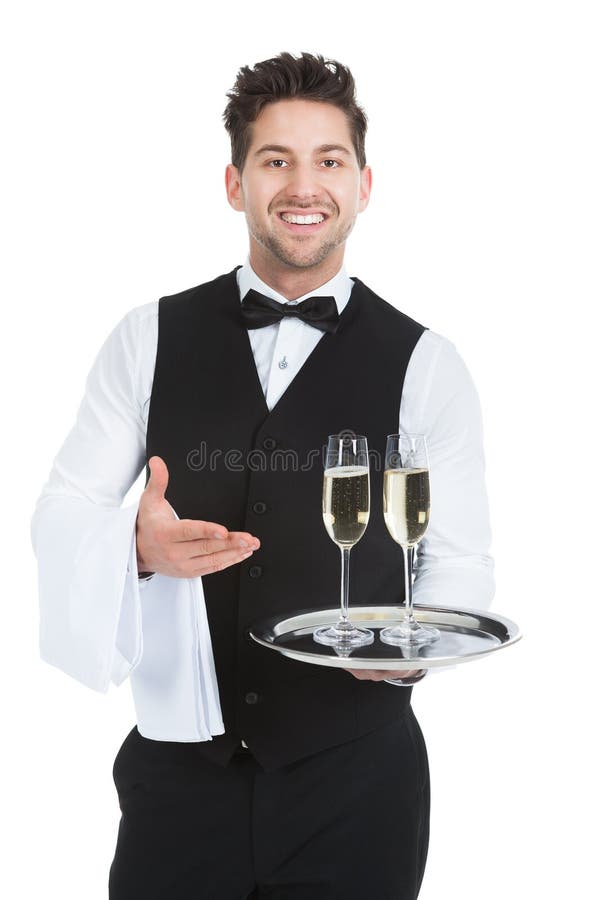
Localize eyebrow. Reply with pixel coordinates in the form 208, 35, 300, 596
253, 143, 352, 158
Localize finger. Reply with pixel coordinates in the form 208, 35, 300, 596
386, 669, 420, 678
343, 669, 373, 680
380, 669, 422, 679
178, 533, 261, 560
222, 531, 261, 549
171, 523, 261, 546
187, 546, 257, 577
344, 668, 422, 681
144, 456, 169, 502
180, 537, 257, 558
169, 519, 231, 542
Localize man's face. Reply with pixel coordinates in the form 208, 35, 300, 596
226, 99, 371, 272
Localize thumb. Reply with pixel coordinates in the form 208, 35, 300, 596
144, 455, 169, 504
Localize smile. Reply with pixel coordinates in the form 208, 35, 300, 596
277, 212, 330, 234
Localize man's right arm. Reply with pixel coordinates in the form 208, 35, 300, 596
30, 304, 156, 692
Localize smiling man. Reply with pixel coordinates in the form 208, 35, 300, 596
227, 99, 370, 288
31, 51, 494, 899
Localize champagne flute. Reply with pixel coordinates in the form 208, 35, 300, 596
313, 434, 374, 649
380, 433, 440, 646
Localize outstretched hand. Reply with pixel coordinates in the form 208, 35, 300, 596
135, 455, 261, 578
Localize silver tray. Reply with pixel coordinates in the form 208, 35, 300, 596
249, 605, 521, 671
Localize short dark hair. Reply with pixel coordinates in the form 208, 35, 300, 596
222, 51, 368, 174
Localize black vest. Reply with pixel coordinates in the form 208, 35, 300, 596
145, 265, 427, 771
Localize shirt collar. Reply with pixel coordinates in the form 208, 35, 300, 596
236, 254, 353, 317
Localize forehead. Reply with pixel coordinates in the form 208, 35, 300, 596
249, 99, 354, 155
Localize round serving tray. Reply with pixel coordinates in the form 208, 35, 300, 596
249, 605, 521, 670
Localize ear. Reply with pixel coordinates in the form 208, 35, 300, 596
358, 165, 372, 213
225, 163, 245, 212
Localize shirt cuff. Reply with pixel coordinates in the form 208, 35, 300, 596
33, 496, 142, 692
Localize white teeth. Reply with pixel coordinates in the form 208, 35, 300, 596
281, 213, 325, 224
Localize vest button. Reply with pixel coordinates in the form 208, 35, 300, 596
263, 437, 277, 450
245, 691, 259, 705
252, 501, 267, 515
248, 565, 263, 579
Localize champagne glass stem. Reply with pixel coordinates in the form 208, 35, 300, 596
340, 546, 351, 622
402, 544, 416, 626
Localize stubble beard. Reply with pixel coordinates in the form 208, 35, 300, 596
248, 213, 356, 270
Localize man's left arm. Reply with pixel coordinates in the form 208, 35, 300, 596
411, 333, 495, 612
345, 331, 495, 682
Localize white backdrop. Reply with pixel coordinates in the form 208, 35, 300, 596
2, 1, 598, 897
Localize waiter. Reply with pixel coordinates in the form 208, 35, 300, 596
31, 51, 495, 899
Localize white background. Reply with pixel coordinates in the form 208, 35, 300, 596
2, 1, 598, 897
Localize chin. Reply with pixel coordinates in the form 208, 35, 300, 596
283, 249, 331, 268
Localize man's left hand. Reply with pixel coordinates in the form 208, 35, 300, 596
343, 668, 423, 681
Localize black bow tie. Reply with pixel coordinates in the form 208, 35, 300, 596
240, 289, 340, 334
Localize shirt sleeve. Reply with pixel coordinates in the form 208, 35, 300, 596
400, 329, 495, 612
30, 304, 156, 693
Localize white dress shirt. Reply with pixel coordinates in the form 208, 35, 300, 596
30, 256, 495, 741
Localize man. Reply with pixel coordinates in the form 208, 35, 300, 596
31, 51, 494, 899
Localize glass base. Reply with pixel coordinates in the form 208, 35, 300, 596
379, 621, 440, 647
313, 619, 374, 649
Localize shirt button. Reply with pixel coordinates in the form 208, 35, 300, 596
252, 501, 267, 515
245, 692, 259, 705
263, 437, 277, 450
248, 565, 263, 579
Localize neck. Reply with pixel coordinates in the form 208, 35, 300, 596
248, 244, 344, 300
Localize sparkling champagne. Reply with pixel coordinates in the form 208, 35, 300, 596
322, 466, 370, 547
383, 467, 430, 546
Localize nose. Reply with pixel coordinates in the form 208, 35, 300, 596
285, 161, 325, 199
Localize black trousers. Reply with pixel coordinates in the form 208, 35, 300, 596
109, 707, 430, 899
